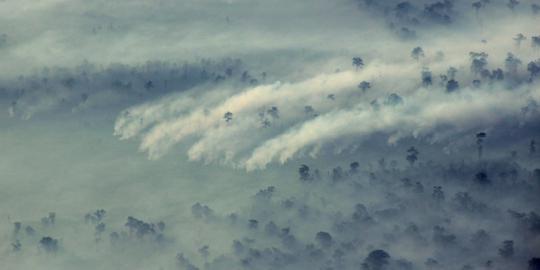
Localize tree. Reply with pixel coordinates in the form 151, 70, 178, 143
315, 231, 333, 248
267, 106, 279, 119
406, 147, 419, 166
248, 219, 258, 229
264, 221, 279, 235
532, 36, 540, 48
472, 1, 483, 15
507, 0, 519, 11
432, 186, 445, 202
447, 67, 458, 79
505, 53, 522, 75
144, 80, 154, 91
470, 52, 488, 75
191, 203, 214, 219
331, 166, 344, 182
490, 68, 504, 81
475, 171, 491, 185
350, 161, 360, 174
11, 240, 21, 252
499, 240, 514, 258
223, 111, 233, 123
433, 225, 456, 245
530, 257, 540, 270
352, 57, 364, 71
25, 226, 35, 236
304, 105, 317, 117
299, 164, 312, 181
176, 253, 199, 270
446, 79, 459, 92
41, 212, 56, 227
358, 81, 371, 92
476, 132, 487, 160
384, 93, 404, 106
528, 59, 540, 80
13, 222, 21, 234
514, 33, 527, 47
85, 209, 106, 224
533, 4, 540, 15
411, 47, 425, 61
40, 236, 59, 253
423, 1, 453, 24
362, 249, 390, 270
421, 68, 433, 86
198, 245, 210, 260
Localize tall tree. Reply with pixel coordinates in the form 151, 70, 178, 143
476, 132, 487, 160
406, 147, 419, 166
352, 57, 364, 71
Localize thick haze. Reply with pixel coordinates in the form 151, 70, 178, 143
1, 0, 540, 270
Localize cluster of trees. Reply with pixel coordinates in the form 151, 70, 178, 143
8, 209, 170, 255
1, 58, 267, 119
407, 44, 540, 94
10, 212, 58, 254
359, 0, 540, 40
5, 134, 539, 269
162, 135, 539, 270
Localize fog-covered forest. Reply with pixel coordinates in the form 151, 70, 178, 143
1, 0, 539, 269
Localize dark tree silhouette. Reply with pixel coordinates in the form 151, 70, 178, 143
470, 52, 488, 75
362, 249, 390, 270
446, 79, 459, 92
475, 171, 491, 185
176, 253, 199, 270
299, 164, 312, 181
533, 4, 540, 15
421, 68, 433, 86
530, 257, 540, 270
384, 93, 404, 106
85, 209, 106, 224
423, 0, 454, 24
13, 222, 21, 234
472, 1, 483, 15
507, 0, 519, 11
350, 161, 360, 174
352, 57, 364, 71
433, 225, 456, 245
499, 240, 514, 258
40, 236, 59, 253
505, 53, 522, 75
12, 240, 21, 252
447, 67, 457, 80
25, 226, 35, 236
514, 33, 527, 47
358, 81, 371, 92
267, 106, 279, 119
432, 186, 445, 202
406, 147, 419, 166
191, 203, 214, 219
532, 36, 540, 48
315, 231, 333, 248
476, 132, 487, 160
411, 47, 425, 61
528, 60, 540, 80
223, 111, 233, 123
198, 245, 209, 260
